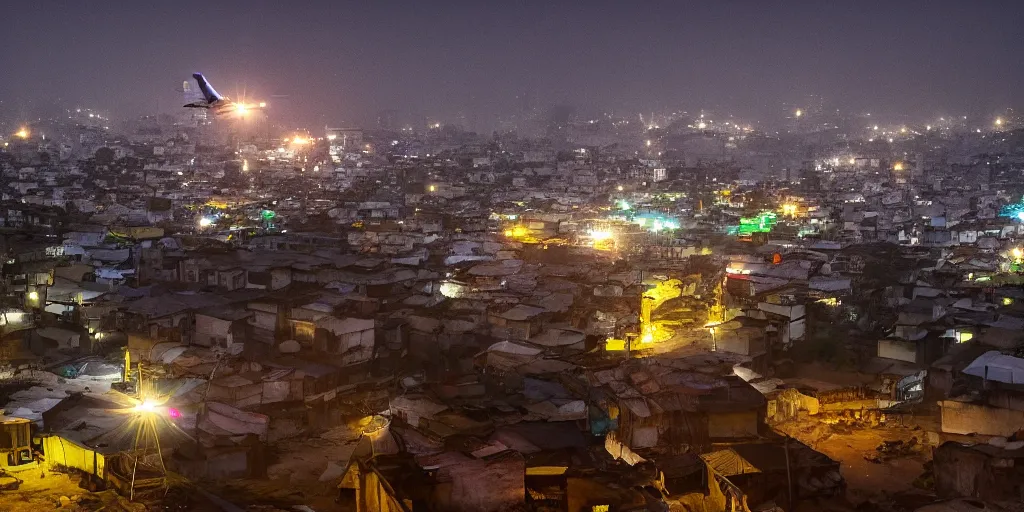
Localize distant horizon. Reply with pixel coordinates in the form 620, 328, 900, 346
3, 1, 1023, 131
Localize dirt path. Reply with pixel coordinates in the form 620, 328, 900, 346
814, 429, 925, 501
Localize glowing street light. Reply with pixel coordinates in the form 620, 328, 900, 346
794, 109, 802, 118
198, 217, 213, 228
258, 102, 267, 108
134, 398, 158, 413
705, 321, 722, 351
28, 291, 39, 301
15, 127, 29, 139
995, 118, 1004, 127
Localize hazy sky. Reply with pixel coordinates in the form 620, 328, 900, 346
3, 1, 1022, 129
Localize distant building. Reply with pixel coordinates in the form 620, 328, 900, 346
326, 127, 364, 153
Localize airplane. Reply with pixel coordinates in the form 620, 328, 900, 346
183, 73, 264, 116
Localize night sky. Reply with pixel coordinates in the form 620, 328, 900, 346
3, 1, 1023, 128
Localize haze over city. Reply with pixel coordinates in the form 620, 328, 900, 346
3, 1, 1023, 128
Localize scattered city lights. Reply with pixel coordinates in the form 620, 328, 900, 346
1, 9, 1021, 508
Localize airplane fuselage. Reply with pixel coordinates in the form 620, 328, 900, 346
183, 72, 262, 117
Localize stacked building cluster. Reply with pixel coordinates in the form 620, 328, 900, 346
1, 108, 1024, 511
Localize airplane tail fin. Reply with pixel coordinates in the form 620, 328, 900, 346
193, 73, 223, 103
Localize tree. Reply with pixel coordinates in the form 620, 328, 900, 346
95, 147, 115, 166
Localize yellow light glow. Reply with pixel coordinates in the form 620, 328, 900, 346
782, 203, 797, 216
1012, 248, 1023, 259
893, 162, 904, 171
291, 136, 308, 145
605, 338, 626, 351
134, 399, 158, 413
697, 121, 707, 129
849, 157, 857, 165
327, 134, 337, 140
1003, 297, 1014, 306
645, 139, 652, 147
900, 127, 907, 133
242, 159, 249, 172
28, 291, 39, 301
428, 184, 437, 192
504, 229, 513, 237
926, 125, 932, 130
795, 109, 802, 118
617, 185, 624, 191
236, 103, 248, 115
198, 217, 213, 228
995, 118, 1003, 126
259, 102, 267, 108
15, 127, 29, 139
589, 230, 613, 241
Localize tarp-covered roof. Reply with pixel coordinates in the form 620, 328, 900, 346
963, 350, 1024, 384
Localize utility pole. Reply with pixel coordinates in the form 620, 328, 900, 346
784, 435, 793, 511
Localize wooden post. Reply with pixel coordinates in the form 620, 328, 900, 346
784, 435, 793, 511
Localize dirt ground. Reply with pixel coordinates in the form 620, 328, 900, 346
774, 416, 939, 512
0, 468, 151, 512
817, 426, 927, 500
774, 363, 942, 510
